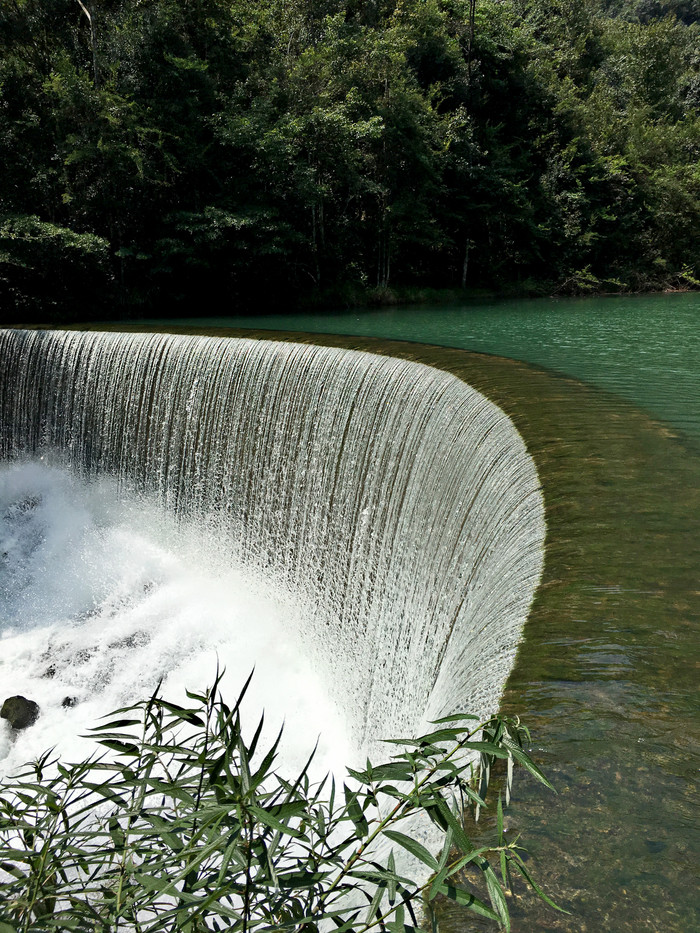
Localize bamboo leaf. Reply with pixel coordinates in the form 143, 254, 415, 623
388, 901, 404, 933
427, 795, 474, 856
383, 831, 439, 871
364, 878, 386, 924
135, 871, 176, 894
343, 785, 369, 838
483, 862, 510, 931
429, 713, 481, 724
277, 869, 332, 889
509, 855, 571, 913
426, 825, 453, 900
461, 742, 510, 759
387, 849, 397, 904
436, 883, 500, 921
156, 700, 205, 727
369, 762, 416, 782
88, 718, 142, 731
96, 739, 140, 756
248, 805, 304, 838
415, 728, 465, 745
349, 868, 413, 886
501, 739, 555, 791
0, 861, 28, 881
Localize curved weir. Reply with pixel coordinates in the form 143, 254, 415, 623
0, 329, 545, 753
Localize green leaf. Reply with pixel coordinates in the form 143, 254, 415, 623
276, 869, 331, 889
506, 752, 514, 806
429, 713, 480, 724
0, 861, 28, 881
383, 831, 439, 871
346, 766, 369, 782
108, 816, 125, 851
427, 845, 491, 901
349, 868, 412, 886
388, 901, 404, 933
436, 883, 499, 921
426, 795, 473, 856
483, 862, 510, 931
509, 855, 571, 913
268, 801, 307, 821
155, 701, 205, 727
387, 849, 397, 904
428, 826, 453, 899
89, 718, 142, 731
364, 879, 386, 924
248, 729, 283, 793
343, 786, 369, 838
500, 848, 509, 890
501, 738, 556, 791
143, 813, 185, 852
461, 742, 510, 759
248, 805, 304, 838
368, 763, 415, 782
96, 739, 140, 756
415, 728, 464, 745
135, 872, 176, 894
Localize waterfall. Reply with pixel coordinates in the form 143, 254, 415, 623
0, 328, 545, 766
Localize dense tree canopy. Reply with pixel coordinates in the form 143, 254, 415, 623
0, 0, 698, 319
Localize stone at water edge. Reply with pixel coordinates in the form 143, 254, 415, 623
1, 695, 41, 729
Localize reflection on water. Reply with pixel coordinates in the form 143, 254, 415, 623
81, 317, 699, 933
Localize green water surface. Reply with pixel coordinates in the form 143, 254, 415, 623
158, 291, 700, 446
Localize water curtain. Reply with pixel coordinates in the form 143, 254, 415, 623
0, 329, 545, 749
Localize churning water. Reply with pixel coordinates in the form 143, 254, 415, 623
0, 329, 544, 783
0, 460, 351, 777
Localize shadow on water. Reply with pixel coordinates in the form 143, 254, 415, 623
70, 323, 700, 932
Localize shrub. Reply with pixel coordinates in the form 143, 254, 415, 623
0, 214, 113, 322
0, 672, 563, 932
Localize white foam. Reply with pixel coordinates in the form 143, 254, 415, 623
0, 461, 351, 780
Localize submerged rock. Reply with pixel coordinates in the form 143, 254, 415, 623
1, 695, 40, 729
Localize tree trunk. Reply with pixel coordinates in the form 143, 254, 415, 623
467, 0, 476, 83
76, 0, 99, 86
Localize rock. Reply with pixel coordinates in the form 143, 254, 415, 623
1, 695, 40, 729
61, 696, 77, 708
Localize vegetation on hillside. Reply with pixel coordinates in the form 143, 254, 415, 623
0, 0, 698, 319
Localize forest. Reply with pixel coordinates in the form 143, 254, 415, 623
0, 0, 699, 320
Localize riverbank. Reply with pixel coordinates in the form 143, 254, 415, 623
298, 271, 699, 313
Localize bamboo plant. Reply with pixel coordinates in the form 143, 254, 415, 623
0, 671, 564, 932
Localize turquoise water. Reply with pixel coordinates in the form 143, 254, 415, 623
159, 291, 700, 444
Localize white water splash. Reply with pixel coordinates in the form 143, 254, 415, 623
0, 461, 351, 778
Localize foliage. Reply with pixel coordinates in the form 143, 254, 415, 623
0, 673, 563, 932
0, 0, 698, 318
0, 215, 112, 322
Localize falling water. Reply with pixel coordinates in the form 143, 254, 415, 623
0, 329, 545, 772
